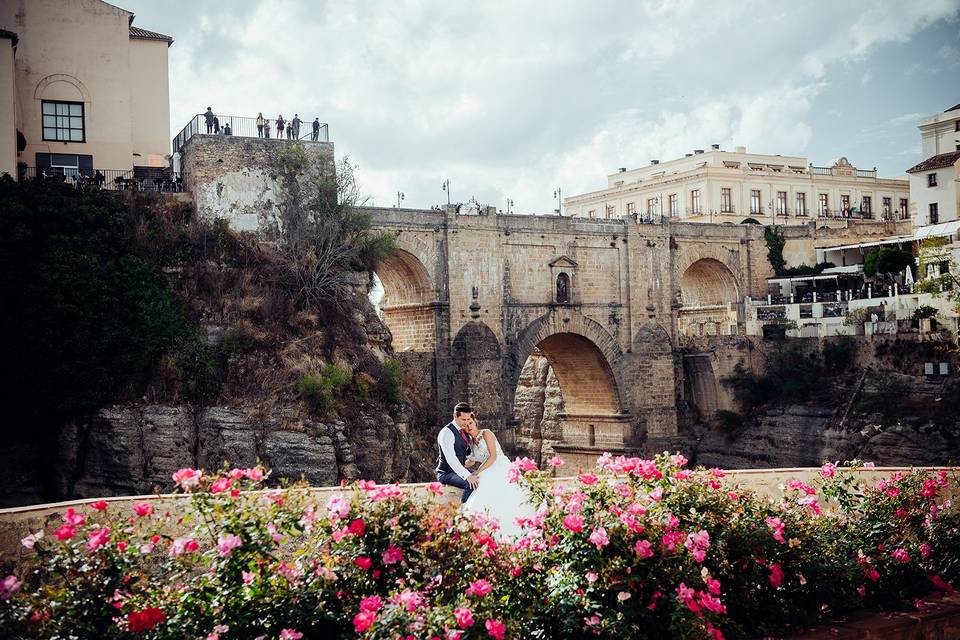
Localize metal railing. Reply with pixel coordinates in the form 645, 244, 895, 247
816, 209, 875, 220
173, 113, 329, 153
19, 167, 184, 193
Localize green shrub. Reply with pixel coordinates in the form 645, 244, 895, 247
296, 365, 353, 415
380, 359, 404, 404
912, 305, 937, 322
864, 247, 915, 278
172, 332, 221, 401
220, 326, 258, 356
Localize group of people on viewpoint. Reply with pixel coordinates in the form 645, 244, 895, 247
202, 108, 323, 141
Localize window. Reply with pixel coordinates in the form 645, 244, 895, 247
587, 209, 596, 219
930, 203, 939, 224
750, 189, 761, 214
899, 198, 908, 219
882, 197, 892, 218
626, 202, 635, 216
668, 193, 678, 216
646, 198, 657, 216
720, 187, 732, 212
606, 204, 616, 218
776, 191, 787, 215
956, 120, 960, 132
796, 192, 807, 216
841, 194, 851, 213
691, 189, 701, 214
862, 196, 871, 215
42, 101, 85, 142
818, 193, 829, 215
928, 173, 937, 187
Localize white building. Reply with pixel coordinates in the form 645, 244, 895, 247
907, 104, 960, 227
563, 146, 910, 225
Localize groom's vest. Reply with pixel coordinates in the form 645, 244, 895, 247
436, 422, 471, 479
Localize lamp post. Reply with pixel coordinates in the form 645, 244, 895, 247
442, 179, 450, 205
506, 198, 514, 214
396, 191, 405, 208
553, 187, 562, 216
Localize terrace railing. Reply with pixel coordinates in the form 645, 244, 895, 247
173, 114, 329, 153
19, 167, 184, 193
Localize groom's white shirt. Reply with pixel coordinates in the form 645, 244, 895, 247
438, 418, 471, 480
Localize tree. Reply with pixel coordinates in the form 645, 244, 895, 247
0, 177, 194, 498
267, 148, 396, 313
863, 247, 915, 279
913, 237, 960, 314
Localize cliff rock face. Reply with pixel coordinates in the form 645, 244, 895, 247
513, 353, 564, 464
685, 374, 960, 469
43, 404, 401, 502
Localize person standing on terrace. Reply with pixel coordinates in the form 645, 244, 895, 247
276, 114, 285, 139
312, 117, 320, 141
256, 113, 265, 137
203, 107, 215, 134
292, 114, 302, 139
263, 120, 271, 138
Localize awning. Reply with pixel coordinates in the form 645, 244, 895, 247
913, 220, 960, 240
818, 236, 913, 253
768, 273, 844, 284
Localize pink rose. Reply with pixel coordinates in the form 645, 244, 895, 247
820, 462, 837, 478
634, 539, 654, 559
352, 611, 375, 633
588, 527, 610, 548
169, 537, 199, 557
466, 579, 492, 597
359, 595, 382, 612
86, 526, 110, 551
279, 630, 303, 640
216, 533, 242, 557
90, 500, 109, 511
578, 472, 599, 485
172, 468, 202, 489
454, 606, 475, 629
562, 514, 584, 533
0, 575, 22, 601
427, 482, 444, 495
63, 508, 86, 526
769, 563, 784, 588
382, 545, 403, 565
54, 525, 75, 541
485, 618, 506, 640
132, 503, 153, 517
210, 477, 232, 494
547, 456, 565, 467
20, 530, 43, 550
891, 548, 911, 564
354, 556, 372, 570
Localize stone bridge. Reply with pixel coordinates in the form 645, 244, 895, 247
365, 207, 773, 465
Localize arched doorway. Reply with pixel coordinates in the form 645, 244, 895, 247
678, 258, 740, 337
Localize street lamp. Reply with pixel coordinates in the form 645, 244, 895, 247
396, 191, 405, 208
506, 198, 514, 214
442, 179, 450, 205
553, 187, 562, 216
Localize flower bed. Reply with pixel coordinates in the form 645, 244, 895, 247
1, 456, 958, 639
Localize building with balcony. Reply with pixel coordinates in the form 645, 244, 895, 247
562, 146, 910, 225
0, 0, 172, 180
906, 104, 960, 228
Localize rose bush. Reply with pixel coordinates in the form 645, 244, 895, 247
0, 457, 957, 639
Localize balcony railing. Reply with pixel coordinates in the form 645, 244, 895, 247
172, 113, 329, 153
19, 166, 183, 193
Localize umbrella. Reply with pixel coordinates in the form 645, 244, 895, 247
903, 266, 914, 286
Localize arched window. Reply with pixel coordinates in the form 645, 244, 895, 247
556, 272, 570, 304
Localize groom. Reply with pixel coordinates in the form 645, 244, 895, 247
436, 402, 480, 503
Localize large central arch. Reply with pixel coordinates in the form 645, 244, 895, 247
507, 310, 630, 467
375, 248, 436, 352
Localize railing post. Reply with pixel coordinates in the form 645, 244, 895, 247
867, 285, 872, 299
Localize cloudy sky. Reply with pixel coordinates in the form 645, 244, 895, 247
126, 0, 960, 213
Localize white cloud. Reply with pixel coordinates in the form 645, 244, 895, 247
126, 0, 960, 212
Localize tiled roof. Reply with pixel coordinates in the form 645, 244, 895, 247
945, 103, 960, 113
906, 150, 960, 174
129, 25, 173, 44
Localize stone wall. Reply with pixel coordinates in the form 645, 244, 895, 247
180, 135, 335, 232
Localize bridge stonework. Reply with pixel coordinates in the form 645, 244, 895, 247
366, 207, 773, 463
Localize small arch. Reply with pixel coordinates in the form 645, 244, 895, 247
34, 74, 91, 103
374, 248, 435, 352
451, 322, 503, 423
680, 258, 739, 308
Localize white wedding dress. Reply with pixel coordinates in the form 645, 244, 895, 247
462, 429, 536, 539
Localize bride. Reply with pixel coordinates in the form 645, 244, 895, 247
462, 416, 536, 539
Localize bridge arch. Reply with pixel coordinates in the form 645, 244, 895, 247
507, 310, 629, 463
680, 257, 740, 307
375, 248, 436, 352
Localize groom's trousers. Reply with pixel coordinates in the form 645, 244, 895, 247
438, 471, 473, 503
